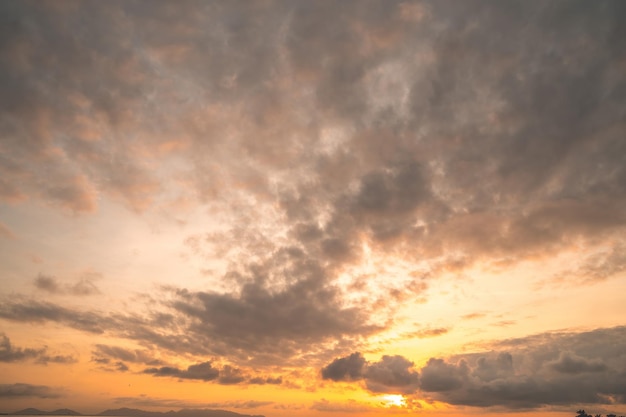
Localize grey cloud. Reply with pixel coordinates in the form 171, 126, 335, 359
420, 358, 468, 393
93, 344, 161, 366
34, 274, 61, 294
248, 376, 282, 385
321, 352, 366, 381
0, 298, 113, 333
0, 383, 61, 398
549, 243, 626, 286
70, 277, 101, 296
0, 333, 42, 362
1, 292, 373, 367
170, 279, 381, 363
217, 365, 247, 385
365, 355, 420, 394
0, 333, 76, 365
144, 361, 219, 382
2, 2, 626, 393
324, 327, 626, 408
143, 361, 283, 387
423, 326, 626, 408
321, 352, 419, 394
34, 273, 101, 296
549, 352, 607, 374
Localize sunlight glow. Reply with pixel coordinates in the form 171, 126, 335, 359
379, 394, 406, 408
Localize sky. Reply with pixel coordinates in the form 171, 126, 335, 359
1, 1, 625, 416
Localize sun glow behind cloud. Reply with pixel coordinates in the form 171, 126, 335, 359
1, 1, 626, 417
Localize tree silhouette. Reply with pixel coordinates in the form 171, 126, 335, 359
575, 411, 625, 417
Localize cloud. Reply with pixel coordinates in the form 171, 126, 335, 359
248, 376, 282, 385
0, 333, 42, 362
217, 365, 247, 385
92, 344, 161, 365
0, 298, 113, 333
420, 326, 626, 407
0, 383, 62, 398
365, 355, 421, 394
143, 360, 282, 387
323, 326, 626, 408
310, 399, 372, 413
321, 352, 419, 394
405, 327, 450, 339
1, 4, 626, 406
144, 361, 220, 382
34, 274, 61, 293
34, 272, 101, 296
321, 352, 367, 381
548, 352, 607, 374
169, 281, 381, 363
0, 333, 76, 365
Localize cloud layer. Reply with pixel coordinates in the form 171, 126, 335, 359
1, 0, 626, 413
322, 326, 626, 408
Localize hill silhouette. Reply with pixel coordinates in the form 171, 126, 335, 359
10, 408, 263, 417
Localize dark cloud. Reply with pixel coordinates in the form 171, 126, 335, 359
248, 376, 282, 385
364, 355, 420, 394
419, 358, 468, 392
143, 360, 280, 387
548, 352, 607, 374
321, 352, 419, 394
323, 327, 626, 408
0, 383, 61, 398
217, 365, 247, 385
321, 352, 367, 381
144, 361, 219, 382
170, 281, 381, 363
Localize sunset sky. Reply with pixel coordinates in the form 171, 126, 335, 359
1, 1, 626, 416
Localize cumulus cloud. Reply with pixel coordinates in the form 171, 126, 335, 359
321, 352, 419, 394
321, 352, 367, 381
322, 326, 626, 408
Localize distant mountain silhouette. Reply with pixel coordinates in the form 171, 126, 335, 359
98, 408, 263, 417
13, 409, 81, 416
10, 408, 262, 417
